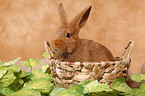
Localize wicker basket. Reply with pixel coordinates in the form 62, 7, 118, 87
44, 40, 134, 88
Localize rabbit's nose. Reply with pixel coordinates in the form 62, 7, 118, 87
54, 40, 65, 48
55, 41, 60, 47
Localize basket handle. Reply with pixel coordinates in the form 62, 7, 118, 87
44, 41, 54, 59
121, 40, 134, 60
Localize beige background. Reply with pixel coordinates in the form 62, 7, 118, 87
0, 0, 145, 73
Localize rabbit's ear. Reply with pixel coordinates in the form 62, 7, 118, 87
58, 3, 68, 25
70, 6, 92, 33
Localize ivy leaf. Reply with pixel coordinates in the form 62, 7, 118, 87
2, 87, 15, 96
8, 65, 20, 73
111, 78, 132, 93
131, 84, 145, 96
131, 73, 145, 82
41, 64, 49, 73
22, 58, 39, 67
42, 52, 49, 58
43, 51, 54, 58
89, 91, 120, 96
119, 93, 134, 96
51, 85, 84, 96
22, 78, 53, 93
68, 85, 84, 95
50, 87, 65, 96
11, 89, 41, 96
51, 89, 81, 96
0, 71, 16, 88
18, 71, 31, 78
31, 69, 53, 80
0, 65, 20, 88
83, 80, 112, 94
0, 66, 9, 79
22, 59, 31, 67
9, 78, 24, 91
79, 80, 94, 87
0, 57, 21, 66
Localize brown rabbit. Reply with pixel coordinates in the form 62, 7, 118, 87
51, 3, 114, 62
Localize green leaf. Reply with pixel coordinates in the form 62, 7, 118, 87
31, 69, 53, 80
9, 78, 24, 91
119, 93, 134, 96
51, 89, 81, 96
131, 73, 145, 82
2, 87, 15, 96
0, 74, 16, 88
89, 91, 119, 96
50, 87, 65, 96
68, 85, 84, 95
0, 66, 9, 79
22, 59, 30, 67
9, 65, 20, 73
41, 64, 49, 73
0, 69, 16, 88
42, 52, 49, 58
42, 51, 54, 58
22, 58, 39, 67
131, 84, 145, 96
79, 80, 94, 87
0, 65, 21, 88
83, 80, 112, 94
111, 78, 132, 93
0, 57, 21, 66
0, 89, 3, 94
22, 78, 53, 93
124, 95, 134, 96
11, 89, 41, 96
18, 71, 31, 78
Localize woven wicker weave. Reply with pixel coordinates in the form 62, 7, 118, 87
44, 40, 134, 88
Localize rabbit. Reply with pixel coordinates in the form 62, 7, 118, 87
51, 3, 115, 62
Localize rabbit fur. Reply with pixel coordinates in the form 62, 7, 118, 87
51, 3, 114, 62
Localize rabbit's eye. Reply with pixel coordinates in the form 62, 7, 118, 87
66, 33, 71, 38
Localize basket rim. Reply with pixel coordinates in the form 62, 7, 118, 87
49, 58, 124, 64
44, 40, 134, 64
